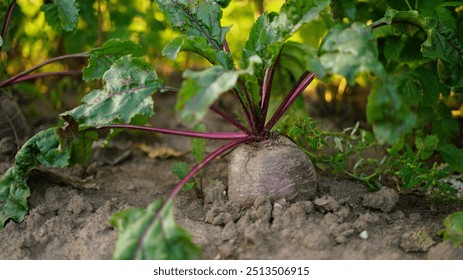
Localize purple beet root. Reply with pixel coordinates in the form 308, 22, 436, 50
228, 133, 317, 206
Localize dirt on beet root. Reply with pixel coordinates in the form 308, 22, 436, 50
0, 95, 462, 260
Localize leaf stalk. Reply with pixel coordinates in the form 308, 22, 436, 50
0, 53, 89, 88
0, 0, 17, 53
97, 123, 248, 140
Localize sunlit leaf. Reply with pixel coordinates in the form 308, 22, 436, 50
177, 56, 261, 123
83, 39, 144, 81
274, 41, 325, 94
66, 55, 163, 126
154, 0, 230, 50
242, 0, 330, 83
162, 35, 233, 69
111, 200, 201, 259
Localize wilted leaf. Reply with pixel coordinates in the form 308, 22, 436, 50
0, 168, 30, 229
111, 200, 201, 259
138, 143, 184, 159
0, 126, 97, 229
83, 39, 144, 81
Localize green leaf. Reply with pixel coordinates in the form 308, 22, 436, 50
154, 0, 230, 50
319, 23, 386, 84
83, 39, 144, 81
191, 123, 207, 163
415, 135, 439, 160
366, 77, 416, 145
0, 168, 30, 229
375, 8, 463, 87
55, 0, 79, 31
442, 211, 463, 247
171, 162, 196, 190
242, 0, 330, 84
438, 144, 463, 173
111, 200, 201, 259
330, 0, 357, 21
0, 126, 98, 229
275, 41, 325, 93
65, 55, 163, 126
177, 56, 261, 123
432, 114, 459, 144
162, 36, 234, 69
55, 116, 99, 164
421, 17, 463, 64
42, 0, 79, 31
0, 36, 3, 47
213, 0, 231, 8
1, 55, 163, 230
171, 162, 190, 179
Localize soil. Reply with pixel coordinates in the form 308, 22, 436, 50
1, 94, 462, 260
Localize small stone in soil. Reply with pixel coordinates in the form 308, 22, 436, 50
359, 230, 369, 240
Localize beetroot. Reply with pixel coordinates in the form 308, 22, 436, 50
228, 133, 317, 206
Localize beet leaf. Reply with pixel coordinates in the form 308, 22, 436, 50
154, 0, 230, 50
83, 39, 145, 81
110, 200, 201, 260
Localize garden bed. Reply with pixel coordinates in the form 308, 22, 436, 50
1, 95, 461, 260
